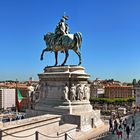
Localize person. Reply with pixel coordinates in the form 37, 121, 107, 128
116, 124, 123, 139
55, 16, 69, 36
133, 107, 136, 116
126, 125, 131, 140
131, 116, 135, 131
119, 117, 122, 126
21, 115, 24, 119
123, 118, 127, 131
109, 117, 113, 132
53, 15, 69, 50
16, 115, 19, 120
113, 119, 118, 134
112, 112, 116, 120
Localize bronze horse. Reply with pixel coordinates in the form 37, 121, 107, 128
40, 32, 82, 66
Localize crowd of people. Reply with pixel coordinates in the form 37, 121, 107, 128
0, 112, 25, 123
109, 115, 135, 140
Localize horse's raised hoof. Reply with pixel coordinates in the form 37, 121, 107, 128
78, 62, 81, 66
40, 56, 43, 60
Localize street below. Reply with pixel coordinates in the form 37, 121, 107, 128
98, 113, 140, 140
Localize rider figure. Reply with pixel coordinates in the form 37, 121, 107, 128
53, 16, 69, 50
55, 16, 69, 36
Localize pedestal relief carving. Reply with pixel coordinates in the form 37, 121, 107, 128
83, 85, 90, 100
62, 84, 69, 101
70, 84, 76, 101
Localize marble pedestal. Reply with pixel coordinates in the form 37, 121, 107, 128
34, 66, 102, 131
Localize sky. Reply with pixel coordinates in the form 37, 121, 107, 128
0, 0, 140, 82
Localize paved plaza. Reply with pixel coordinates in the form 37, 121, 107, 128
97, 113, 140, 140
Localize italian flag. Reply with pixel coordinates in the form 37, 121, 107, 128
17, 89, 23, 108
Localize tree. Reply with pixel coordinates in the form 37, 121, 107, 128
137, 80, 140, 85
132, 79, 137, 86
90, 97, 135, 104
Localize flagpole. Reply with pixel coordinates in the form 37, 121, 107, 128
16, 79, 18, 114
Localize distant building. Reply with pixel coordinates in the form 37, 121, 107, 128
90, 79, 135, 99
90, 87, 105, 98
135, 87, 140, 107
104, 85, 134, 98
0, 89, 15, 110
0, 81, 36, 111
101, 79, 122, 87
90, 79, 105, 98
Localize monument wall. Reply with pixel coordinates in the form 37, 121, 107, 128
1, 114, 77, 140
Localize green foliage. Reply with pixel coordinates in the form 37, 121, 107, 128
137, 80, 140, 85
132, 79, 137, 85
90, 97, 135, 104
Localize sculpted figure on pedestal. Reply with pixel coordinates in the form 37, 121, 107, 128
70, 84, 76, 101
62, 83, 69, 101
83, 85, 90, 100
77, 84, 84, 101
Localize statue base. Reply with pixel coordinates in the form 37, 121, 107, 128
35, 65, 92, 114
34, 66, 103, 131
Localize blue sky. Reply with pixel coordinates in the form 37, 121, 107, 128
0, 0, 140, 82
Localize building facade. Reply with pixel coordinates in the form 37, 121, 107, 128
90, 86, 105, 98
90, 79, 105, 98
135, 87, 140, 107
104, 85, 134, 98
0, 89, 15, 110
0, 82, 36, 111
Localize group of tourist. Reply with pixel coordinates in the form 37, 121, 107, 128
1, 113, 25, 123
109, 115, 135, 139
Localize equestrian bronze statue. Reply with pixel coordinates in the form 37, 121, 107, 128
40, 16, 82, 66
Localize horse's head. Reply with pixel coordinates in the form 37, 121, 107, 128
43, 32, 55, 50
44, 32, 54, 42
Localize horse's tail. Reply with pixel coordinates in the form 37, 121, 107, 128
74, 32, 82, 49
